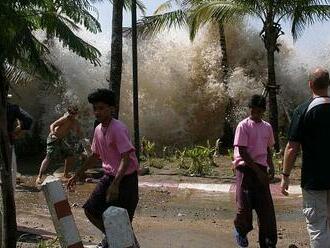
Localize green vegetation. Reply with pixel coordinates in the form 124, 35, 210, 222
176, 145, 216, 176
140, 138, 217, 176
36, 239, 59, 248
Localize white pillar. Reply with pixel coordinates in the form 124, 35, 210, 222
41, 176, 84, 248
103, 206, 135, 248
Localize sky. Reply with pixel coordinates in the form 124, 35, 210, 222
90, 0, 330, 65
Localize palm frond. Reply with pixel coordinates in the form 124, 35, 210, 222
154, 0, 184, 14
4, 64, 34, 86
39, 12, 101, 66
138, 10, 188, 38
57, 1, 102, 34
189, 1, 250, 40
290, 4, 330, 40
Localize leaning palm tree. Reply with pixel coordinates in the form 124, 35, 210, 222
190, 0, 330, 150
0, 0, 101, 246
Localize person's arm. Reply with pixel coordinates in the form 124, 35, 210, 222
15, 106, 33, 131
11, 106, 33, 139
106, 125, 135, 202
267, 147, 275, 180
114, 152, 130, 185
50, 115, 67, 134
106, 152, 131, 202
238, 146, 266, 183
280, 141, 300, 195
67, 153, 99, 190
238, 146, 254, 167
281, 105, 303, 195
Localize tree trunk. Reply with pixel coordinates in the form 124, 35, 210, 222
218, 23, 234, 153
219, 23, 229, 87
0, 67, 17, 248
263, 10, 280, 152
132, 0, 140, 161
109, 0, 124, 119
266, 45, 280, 152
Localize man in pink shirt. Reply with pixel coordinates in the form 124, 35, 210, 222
233, 95, 277, 248
67, 89, 139, 248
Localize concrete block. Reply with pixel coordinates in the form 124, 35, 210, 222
103, 206, 135, 248
42, 176, 84, 248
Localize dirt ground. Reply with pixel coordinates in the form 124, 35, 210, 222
15, 172, 309, 248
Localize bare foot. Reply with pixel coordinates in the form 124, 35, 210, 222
60, 174, 71, 182
35, 176, 43, 185
63, 173, 71, 179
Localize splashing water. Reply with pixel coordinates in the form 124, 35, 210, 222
12, 22, 321, 147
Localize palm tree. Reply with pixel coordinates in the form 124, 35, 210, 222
109, 0, 124, 119
137, 0, 237, 151
189, 0, 330, 151
109, 0, 145, 118
0, 0, 101, 246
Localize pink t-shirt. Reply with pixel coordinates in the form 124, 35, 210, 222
233, 117, 275, 167
91, 119, 139, 176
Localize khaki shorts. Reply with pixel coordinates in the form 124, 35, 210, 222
302, 189, 330, 248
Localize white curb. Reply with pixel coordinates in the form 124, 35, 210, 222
139, 181, 302, 195
178, 183, 232, 193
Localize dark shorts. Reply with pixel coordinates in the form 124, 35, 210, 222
46, 135, 73, 160
83, 171, 139, 222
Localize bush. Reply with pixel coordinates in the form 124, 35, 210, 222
141, 137, 156, 160
176, 144, 215, 176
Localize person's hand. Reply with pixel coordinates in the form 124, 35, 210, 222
12, 126, 23, 139
268, 166, 275, 181
281, 175, 290, 196
106, 182, 119, 202
67, 175, 78, 191
50, 132, 58, 139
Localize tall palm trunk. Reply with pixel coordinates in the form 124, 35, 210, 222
266, 48, 279, 151
0, 67, 17, 248
219, 23, 229, 86
218, 23, 234, 153
264, 14, 280, 151
109, 0, 124, 119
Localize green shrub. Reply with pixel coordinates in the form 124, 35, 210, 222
227, 148, 234, 160
141, 137, 156, 160
177, 144, 215, 176
36, 239, 59, 248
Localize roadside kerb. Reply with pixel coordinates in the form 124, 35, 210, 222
139, 181, 302, 196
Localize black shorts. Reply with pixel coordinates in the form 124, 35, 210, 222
83, 171, 139, 222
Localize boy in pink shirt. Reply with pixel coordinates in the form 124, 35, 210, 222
67, 89, 139, 248
233, 95, 277, 248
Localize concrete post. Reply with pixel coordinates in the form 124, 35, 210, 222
41, 176, 83, 248
103, 206, 135, 248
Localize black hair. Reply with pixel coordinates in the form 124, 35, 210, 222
248, 95, 266, 110
88, 89, 115, 106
